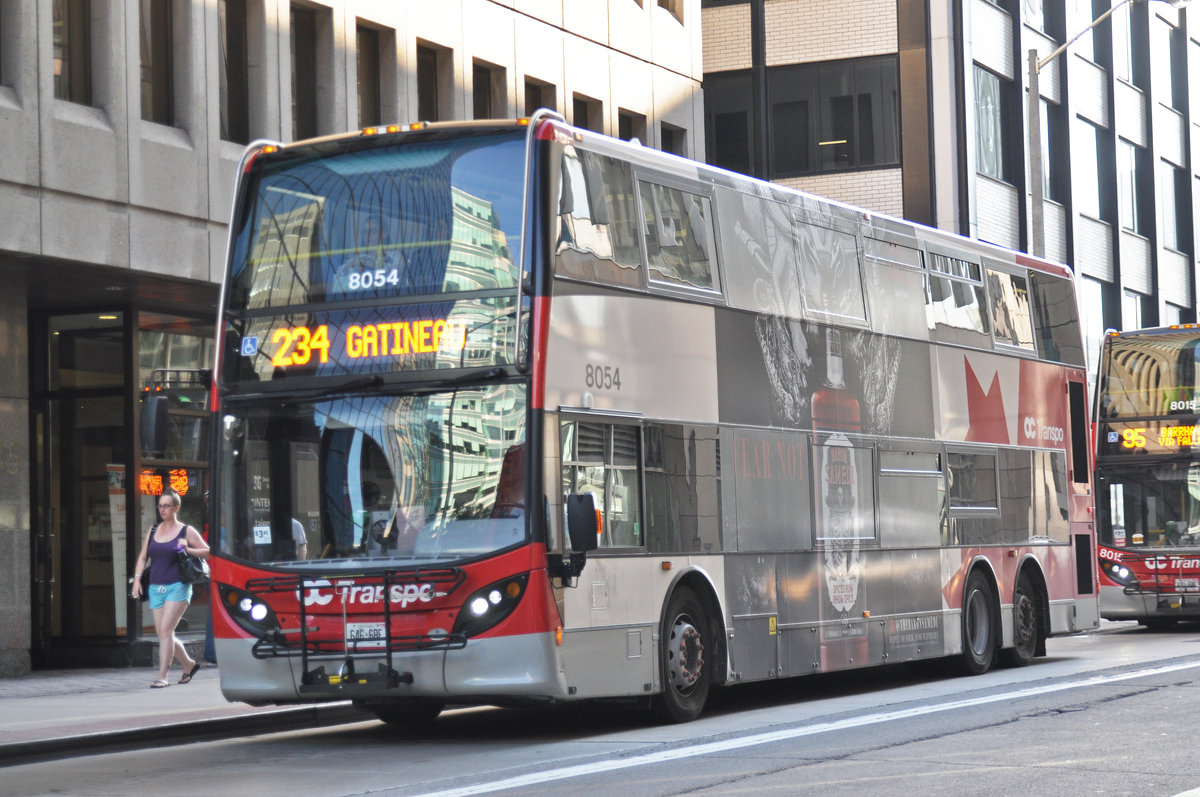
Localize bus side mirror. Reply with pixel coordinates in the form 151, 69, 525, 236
566, 493, 598, 553
141, 395, 169, 458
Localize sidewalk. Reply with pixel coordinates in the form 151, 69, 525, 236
0, 663, 368, 767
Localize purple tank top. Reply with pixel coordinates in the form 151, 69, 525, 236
148, 525, 186, 585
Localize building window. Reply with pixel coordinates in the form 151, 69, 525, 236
1073, 118, 1102, 219
53, 0, 92, 104
290, 6, 318, 140
356, 24, 381, 128
417, 42, 450, 121
1159, 161, 1189, 252
1118, 139, 1148, 235
618, 109, 646, 143
523, 76, 555, 115
1079, 276, 1107, 375
1024, 0, 1048, 33
219, 0, 249, 144
473, 60, 505, 119
661, 122, 686, 156
767, 56, 899, 176
1111, 1, 1147, 88
658, 0, 683, 23
973, 65, 1012, 182
1068, 0, 1098, 62
1152, 19, 1186, 112
1122, 290, 1145, 330
140, 0, 173, 124
704, 70, 753, 175
1112, 1, 1133, 84
572, 93, 602, 133
1040, 99, 1066, 201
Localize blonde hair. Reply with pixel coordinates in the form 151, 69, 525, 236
161, 488, 182, 508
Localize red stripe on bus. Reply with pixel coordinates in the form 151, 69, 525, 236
530, 295, 551, 409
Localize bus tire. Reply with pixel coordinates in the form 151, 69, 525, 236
1138, 618, 1177, 630
960, 570, 996, 675
1002, 573, 1039, 668
654, 587, 711, 723
356, 698, 444, 726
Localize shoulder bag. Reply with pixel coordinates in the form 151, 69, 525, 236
177, 525, 210, 585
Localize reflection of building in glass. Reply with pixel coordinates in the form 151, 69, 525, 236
447, 187, 515, 291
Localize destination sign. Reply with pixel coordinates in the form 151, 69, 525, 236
1100, 421, 1200, 456
248, 319, 468, 370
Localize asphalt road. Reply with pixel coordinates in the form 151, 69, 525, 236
5, 620, 1200, 797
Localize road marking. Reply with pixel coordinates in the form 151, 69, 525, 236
413, 659, 1200, 796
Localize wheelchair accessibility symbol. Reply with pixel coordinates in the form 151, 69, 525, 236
240, 336, 259, 357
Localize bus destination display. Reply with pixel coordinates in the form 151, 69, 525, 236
1100, 421, 1200, 455
240, 318, 468, 370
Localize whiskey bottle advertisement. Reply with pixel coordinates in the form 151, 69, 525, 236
812, 327, 867, 669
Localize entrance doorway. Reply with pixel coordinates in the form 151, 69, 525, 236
32, 310, 214, 667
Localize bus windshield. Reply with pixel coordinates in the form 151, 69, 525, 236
217, 384, 527, 566
1097, 461, 1200, 550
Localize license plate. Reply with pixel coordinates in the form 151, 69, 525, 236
1175, 578, 1199, 592
345, 622, 386, 649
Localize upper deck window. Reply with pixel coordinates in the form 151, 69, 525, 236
797, 221, 866, 324
985, 267, 1035, 351
925, 251, 990, 347
555, 147, 642, 287
226, 129, 526, 313
1029, 271, 1085, 366
638, 180, 720, 293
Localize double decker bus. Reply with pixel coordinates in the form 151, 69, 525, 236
1094, 326, 1200, 627
208, 111, 1098, 723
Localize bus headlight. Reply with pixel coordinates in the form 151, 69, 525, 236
452, 574, 529, 638
1101, 560, 1134, 586
220, 584, 281, 637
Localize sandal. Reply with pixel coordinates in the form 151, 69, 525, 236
179, 662, 201, 684
150, 679, 169, 689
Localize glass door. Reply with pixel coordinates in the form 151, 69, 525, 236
32, 312, 128, 664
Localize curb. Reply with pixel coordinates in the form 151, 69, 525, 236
0, 702, 370, 768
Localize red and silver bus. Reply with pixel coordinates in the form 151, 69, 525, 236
208, 112, 1098, 723
1094, 326, 1200, 627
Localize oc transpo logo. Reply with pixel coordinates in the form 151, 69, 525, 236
1023, 416, 1064, 445
300, 579, 438, 608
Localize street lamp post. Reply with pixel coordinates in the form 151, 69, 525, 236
1027, 0, 1188, 258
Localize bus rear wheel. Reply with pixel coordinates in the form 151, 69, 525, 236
1002, 574, 1039, 667
654, 587, 711, 723
960, 571, 996, 675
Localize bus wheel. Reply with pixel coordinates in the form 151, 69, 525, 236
960, 571, 996, 675
1002, 574, 1038, 667
356, 698, 444, 726
654, 587, 711, 723
1139, 618, 1178, 630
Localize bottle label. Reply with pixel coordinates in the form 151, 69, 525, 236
820, 435, 861, 614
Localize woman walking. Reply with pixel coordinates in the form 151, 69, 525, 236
131, 488, 210, 688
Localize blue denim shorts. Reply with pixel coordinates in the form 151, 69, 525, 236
148, 581, 192, 609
